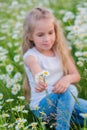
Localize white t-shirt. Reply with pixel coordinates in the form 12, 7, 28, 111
23, 47, 64, 110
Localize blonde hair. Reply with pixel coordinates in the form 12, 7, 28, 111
22, 7, 74, 102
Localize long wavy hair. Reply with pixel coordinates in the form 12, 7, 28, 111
22, 7, 74, 102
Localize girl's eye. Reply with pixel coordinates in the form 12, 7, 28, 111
37, 34, 44, 37
49, 31, 54, 35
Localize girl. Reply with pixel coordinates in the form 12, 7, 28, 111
22, 7, 87, 130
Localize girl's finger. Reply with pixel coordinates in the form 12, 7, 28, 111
39, 81, 47, 87
35, 87, 43, 92
35, 85, 46, 92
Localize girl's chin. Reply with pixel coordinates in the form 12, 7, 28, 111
36, 46, 52, 51
42, 45, 52, 50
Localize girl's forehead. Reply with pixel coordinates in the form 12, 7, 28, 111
35, 18, 54, 24
33, 19, 54, 31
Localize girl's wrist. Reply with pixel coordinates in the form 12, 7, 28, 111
65, 74, 78, 84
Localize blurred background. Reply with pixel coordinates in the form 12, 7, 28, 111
0, 0, 87, 129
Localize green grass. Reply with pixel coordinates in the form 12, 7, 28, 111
0, 0, 87, 129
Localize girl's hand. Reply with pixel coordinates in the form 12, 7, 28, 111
52, 76, 70, 93
34, 71, 49, 92
35, 80, 47, 92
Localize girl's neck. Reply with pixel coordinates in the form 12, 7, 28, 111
35, 47, 55, 57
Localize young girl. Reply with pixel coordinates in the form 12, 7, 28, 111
22, 7, 87, 129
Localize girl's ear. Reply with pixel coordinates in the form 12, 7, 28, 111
28, 34, 33, 41
28, 34, 34, 43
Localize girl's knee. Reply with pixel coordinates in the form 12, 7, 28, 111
61, 86, 77, 106
69, 84, 78, 97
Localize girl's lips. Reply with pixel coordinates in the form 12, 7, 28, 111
42, 44, 50, 46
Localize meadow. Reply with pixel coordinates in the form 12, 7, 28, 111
0, 0, 87, 129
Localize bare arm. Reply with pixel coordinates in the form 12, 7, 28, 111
53, 56, 81, 93
24, 55, 47, 92
64, 57, 81, 83
24, 55, 42, 77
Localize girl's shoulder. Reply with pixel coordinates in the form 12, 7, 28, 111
25, 47, 35, 54
23, 47, 37, 60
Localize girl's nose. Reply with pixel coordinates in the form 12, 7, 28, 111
43, 35, 49, 42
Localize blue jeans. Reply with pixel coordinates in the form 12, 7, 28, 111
33, 85, 78, 130
72, 98, 87, 125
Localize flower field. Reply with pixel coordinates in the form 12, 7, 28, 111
0, 0, 87, 129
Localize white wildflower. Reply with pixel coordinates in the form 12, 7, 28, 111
6, 98, 14, 103
0, 105, 2, 110
14, 72, 22, 82
15, 118, 27, 129
17, 96, 25, 100
17, 105, 25, 112
77, 61, 84, 67
8, 123, 14, 128
7, 42, 12, 48
35, 70, 49, 83
75, 51, 83, 57
63, 11, 74, 22
6, 82, 12, 88
5, 76, 13, 88
6, 64, 14, 73
79, 113, 87, 118
2, 113, 10, 118
13, 84, 21, 91
22, 110, 28, 114
0, 74, 6, 80
0, 93, 3, 100
0, 36, 6, 40
0, 101, 3, 104
14, 55, 20, 62
83, 52, 87, 57
11, 105, 25, 112
12, 34, 18, 39
16, 118, 27, 123
11, 88, 18, 95
3, 123, 8, 127
15, 124, 22, 130
11, 85, 20, 95
29, 122, 38, 129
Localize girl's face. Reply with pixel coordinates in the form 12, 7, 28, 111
31, 19, 55, 52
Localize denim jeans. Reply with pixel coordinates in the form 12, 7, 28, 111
33, 85, 78, 130
72, 98, 87, 125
